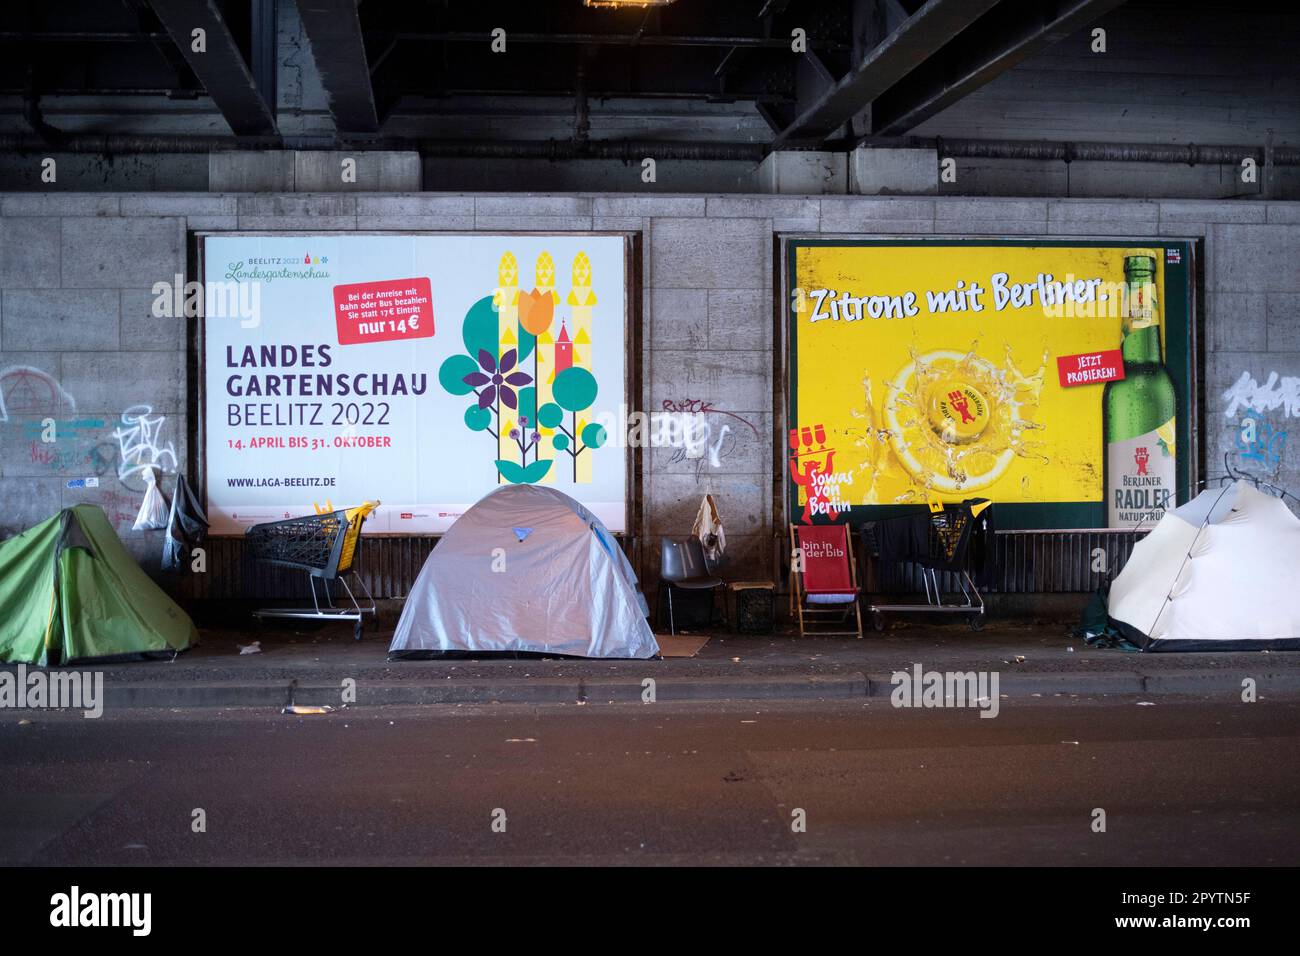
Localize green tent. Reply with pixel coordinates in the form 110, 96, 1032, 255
0, 505, 196, 665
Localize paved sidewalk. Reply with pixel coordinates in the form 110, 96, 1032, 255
8, 620, 1298, 708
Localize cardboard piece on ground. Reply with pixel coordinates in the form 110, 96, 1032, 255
655, 634, 710, 658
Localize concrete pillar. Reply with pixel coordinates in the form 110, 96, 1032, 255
208, 151, 294, 192
849, 147, 938, 195
755, 151, 847, 194
208, 151, 421, 192
292, 151, 420, 192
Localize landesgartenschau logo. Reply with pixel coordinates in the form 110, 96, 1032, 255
49, 886, 151, 936
223, 255, 331, 283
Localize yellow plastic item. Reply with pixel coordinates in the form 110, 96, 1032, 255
337, 500, 379, 573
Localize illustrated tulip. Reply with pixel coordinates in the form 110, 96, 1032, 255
517, 288, 555, 336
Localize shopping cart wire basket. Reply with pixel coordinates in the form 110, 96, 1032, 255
859, 499, 989, 631
245, 500, 379, 639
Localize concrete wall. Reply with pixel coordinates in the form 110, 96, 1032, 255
2, 192, 1298, 585
935, 157, 1300, 201
4, 149, 1293, 200
0, 195, 189, 567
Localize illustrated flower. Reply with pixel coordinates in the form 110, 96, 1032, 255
518, 288, 555, 336
463, 348, 532, 409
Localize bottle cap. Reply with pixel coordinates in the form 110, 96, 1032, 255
927, 380, 989, 443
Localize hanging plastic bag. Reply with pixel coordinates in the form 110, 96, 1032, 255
132, 468, 171, 530
162, 473, 209, 570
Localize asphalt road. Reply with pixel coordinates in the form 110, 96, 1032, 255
2, 695, 1298, 866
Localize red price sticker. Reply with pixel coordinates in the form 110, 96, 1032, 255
1057, 349, 1124, 388
333, 278, 434, 345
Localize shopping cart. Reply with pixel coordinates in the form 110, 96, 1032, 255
246, 501, 379, 640
860, 500, 988, 631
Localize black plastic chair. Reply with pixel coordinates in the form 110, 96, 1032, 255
659, 536, 724, 635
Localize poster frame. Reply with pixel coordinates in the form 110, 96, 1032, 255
779, 234, 1201, 532
192, 230, 640, 538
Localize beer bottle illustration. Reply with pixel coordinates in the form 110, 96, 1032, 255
1103, 254, 1176, 528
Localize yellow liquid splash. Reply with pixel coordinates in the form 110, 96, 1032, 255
863, 341, 1050, 502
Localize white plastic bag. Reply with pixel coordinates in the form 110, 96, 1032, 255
133, 469, 171, 530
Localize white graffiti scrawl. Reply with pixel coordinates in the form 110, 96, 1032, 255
113, 405, 177, 481
1222, 371, 1300, 420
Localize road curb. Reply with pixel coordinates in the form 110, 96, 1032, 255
93, 669, 1300, 709
865, 669, 1300, 698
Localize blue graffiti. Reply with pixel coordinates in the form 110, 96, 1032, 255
1236, 407, 1288, 469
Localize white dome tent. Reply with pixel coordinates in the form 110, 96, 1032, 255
389, 484, 658, 659
1109, 480, 1300, 651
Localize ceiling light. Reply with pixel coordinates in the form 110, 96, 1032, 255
584, 0, 678, 8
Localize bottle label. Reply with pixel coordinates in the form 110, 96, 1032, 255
1126, 280, 1157, 330
1108, 417, 1175, 528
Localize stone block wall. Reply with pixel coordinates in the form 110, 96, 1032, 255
2, 192, 1297, 586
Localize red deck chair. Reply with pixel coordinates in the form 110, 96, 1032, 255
789, 524, 863, 638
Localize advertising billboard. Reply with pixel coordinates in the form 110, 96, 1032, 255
201, 233, 630, 534
786, 239, 1194, 530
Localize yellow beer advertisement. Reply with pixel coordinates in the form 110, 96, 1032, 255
787, 240, 1193, 530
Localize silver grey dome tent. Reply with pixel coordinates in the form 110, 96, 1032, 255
1108, 481, 1300, 651
389, 484, 659, 659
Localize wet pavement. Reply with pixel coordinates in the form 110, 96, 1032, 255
4, 695, 1297, 865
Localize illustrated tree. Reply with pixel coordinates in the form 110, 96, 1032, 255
438, 295, 553, 484
538, 366, 606, 482
439, 267, 609, 485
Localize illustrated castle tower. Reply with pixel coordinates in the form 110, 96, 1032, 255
532, 251, 561, 483
566, 252, 597, 483
494, 252, 520, 477
554, 322, 573, 373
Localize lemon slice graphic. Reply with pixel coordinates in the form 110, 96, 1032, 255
883, 350, 1018, 495
1155, 418, 1176, 452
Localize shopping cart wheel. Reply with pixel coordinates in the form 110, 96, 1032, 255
353, 620, 363, 641
871, 610, 886, 632
968, 612, 985, 631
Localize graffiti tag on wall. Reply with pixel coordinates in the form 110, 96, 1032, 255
657, 399, 759, 474
0, 366, 76, 422
112, 405, 177, 482
1222, 371, 1300, 420
1222, 371, 1295, 478
1235, 408, 1288, 470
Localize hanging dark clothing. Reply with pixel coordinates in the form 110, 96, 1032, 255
963, 498, 997, 588
864, 510, 932, 566
162, 474, 209, 571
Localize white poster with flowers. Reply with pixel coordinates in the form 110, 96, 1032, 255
202, 233, 628, 533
